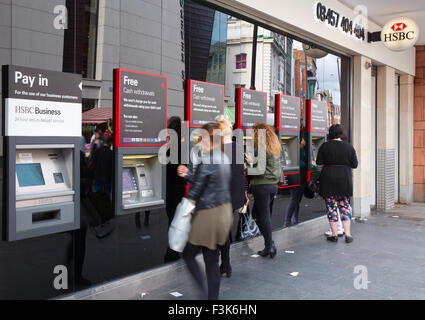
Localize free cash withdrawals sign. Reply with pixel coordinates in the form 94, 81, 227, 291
114, 69, 168, 147
275, 94, 301, 132
236, 88, 267, 129
186, 80, 225, 128
2, 65, 82, 137
308, 100, 328, 133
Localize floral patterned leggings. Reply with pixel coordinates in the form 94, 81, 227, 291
325, 196, 352, 222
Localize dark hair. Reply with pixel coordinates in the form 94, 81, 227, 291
95, 128, 103, 134
328, 124, 344, 140
104, 136, 113, 146
168, 116, 181, 134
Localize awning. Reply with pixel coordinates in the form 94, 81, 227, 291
82, 107, 112, 125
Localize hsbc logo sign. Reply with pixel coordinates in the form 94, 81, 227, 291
391, 22, 406, 32
381, 17, 419, 51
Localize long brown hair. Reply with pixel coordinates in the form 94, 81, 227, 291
253, 123, 282, 157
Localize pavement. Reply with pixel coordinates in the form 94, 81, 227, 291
136, 203, 425, 300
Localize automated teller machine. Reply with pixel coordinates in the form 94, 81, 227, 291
275, 94, 301, 188
120, 155, 163, 210
306, 99, 328, 183
2, 65, 81, 241
113, 68, 168, 215
5, 140, 80, 241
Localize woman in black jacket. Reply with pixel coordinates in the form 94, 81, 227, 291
177, 123, 233, 300
316, 125, 358, 243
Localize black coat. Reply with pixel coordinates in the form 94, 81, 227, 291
224, 142, 246, 211
91, 145, 114, 184
185, 152, 231, 211
316, 140, 358, 198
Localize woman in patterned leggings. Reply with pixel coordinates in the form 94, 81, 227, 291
316, 125, 358, 243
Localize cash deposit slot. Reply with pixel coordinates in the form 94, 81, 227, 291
235, 88, 267, 162
2, 65, 81, 241
306, 99, 328, 183
113, 69, 168, 215
275, 94, 301, 188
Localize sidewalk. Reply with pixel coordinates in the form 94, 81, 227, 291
138, 203, 425, 300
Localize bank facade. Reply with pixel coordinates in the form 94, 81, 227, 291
0, 0, 418, 299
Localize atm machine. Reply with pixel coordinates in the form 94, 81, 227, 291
2, 65, 81, 241
275, 94, 302, 188
5, 140, 79, 241
113, 69, 168, 215
306, 99, 328, 183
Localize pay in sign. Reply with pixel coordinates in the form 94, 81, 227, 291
15, 71, 48, 88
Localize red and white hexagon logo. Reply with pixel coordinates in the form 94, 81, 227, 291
391, 23, 407, 32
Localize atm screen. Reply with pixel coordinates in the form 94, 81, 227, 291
122, 168, 138, 192
282, 144, 291, 165
16, 163, 45, 187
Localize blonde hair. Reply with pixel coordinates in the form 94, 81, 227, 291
215, 114, 233, 139
253, 123, 282, 157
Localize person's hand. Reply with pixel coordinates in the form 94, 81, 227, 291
244, 152, 253, 164
312, 160, 316, 167
177, 165, 189, 178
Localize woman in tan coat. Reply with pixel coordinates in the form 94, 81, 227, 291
177, 123, 233, 300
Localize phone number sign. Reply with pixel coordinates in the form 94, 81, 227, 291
314, 2, 366, 41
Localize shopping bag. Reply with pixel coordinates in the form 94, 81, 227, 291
168, 198, 196, 253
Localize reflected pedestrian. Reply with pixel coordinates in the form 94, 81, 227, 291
284, 137, 306, 227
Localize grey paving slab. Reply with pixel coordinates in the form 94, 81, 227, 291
136, 204, 425, 300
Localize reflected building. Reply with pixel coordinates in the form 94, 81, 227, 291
225, 18, 291, 113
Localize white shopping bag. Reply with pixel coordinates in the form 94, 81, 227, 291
168, 198, 196, 253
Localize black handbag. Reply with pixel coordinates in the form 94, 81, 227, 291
308, 175, 320, 194
236, 193, 261, 241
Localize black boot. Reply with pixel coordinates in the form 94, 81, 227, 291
258, 243, 277, 259
220, 264, 232, 278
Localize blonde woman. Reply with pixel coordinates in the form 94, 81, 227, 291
247, 123, 282, 258
216, 115, 245, 277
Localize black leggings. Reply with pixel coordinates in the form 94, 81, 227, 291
183, 243, 221, 300
252, 184, 277, 249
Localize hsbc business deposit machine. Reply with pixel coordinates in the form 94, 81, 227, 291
306, 99, 328, 183
113, 69, 168, 215
2, 65, 81, 241
275, 94, 302, 188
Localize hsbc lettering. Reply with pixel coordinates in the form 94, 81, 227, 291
15, 105, 62, 116
384, 31, 415, 42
